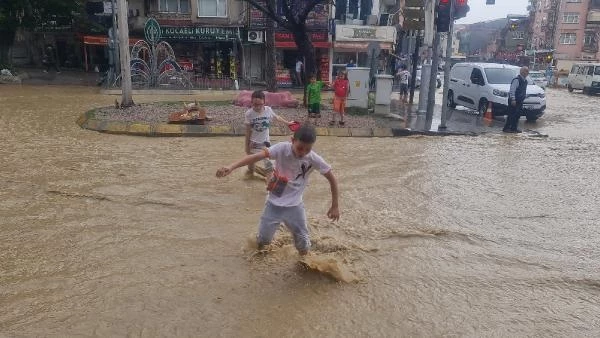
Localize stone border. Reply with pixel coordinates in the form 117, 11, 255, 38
77, 109, 477, 138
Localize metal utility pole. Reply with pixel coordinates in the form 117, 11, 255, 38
117, 0, 133, 106
426, 31, 440, 120
439, 0, 454, 129
111, 0, 120, 79
409, 31, 421, 105
417, 0, 435, 114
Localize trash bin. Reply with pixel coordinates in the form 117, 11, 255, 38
375, 74, 394, 105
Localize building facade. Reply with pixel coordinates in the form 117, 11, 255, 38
553, 0, 600, 71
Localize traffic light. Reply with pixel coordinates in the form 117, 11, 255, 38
437, 0, 451, 32
509, 20, 519, 31
454, 0, 470, 20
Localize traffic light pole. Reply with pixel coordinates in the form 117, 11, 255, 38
439, 0, 454, 130
417, 0, 436, 115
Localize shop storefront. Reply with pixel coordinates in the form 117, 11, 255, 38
82, 35, 140, 72
274, 31, 332, 87
158, 26, 242, 88
333, 25, 396, 76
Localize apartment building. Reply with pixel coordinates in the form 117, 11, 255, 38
553, 0, 600, 70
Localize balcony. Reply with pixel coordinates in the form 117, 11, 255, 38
583, 44, 598, 53
588, 10, 600, 24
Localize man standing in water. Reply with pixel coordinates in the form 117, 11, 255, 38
504, 66, 529, 133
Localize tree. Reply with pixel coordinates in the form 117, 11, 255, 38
0, 0, 83, 65
243, 0, 328, 83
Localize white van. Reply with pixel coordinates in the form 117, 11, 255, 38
448, 63, 546, 122
567, 63, 600, 95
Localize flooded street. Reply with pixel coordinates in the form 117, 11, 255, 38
1, 85, 600, 336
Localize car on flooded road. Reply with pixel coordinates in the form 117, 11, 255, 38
529, 71, 548, 88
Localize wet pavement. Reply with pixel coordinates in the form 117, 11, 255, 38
1, 85, 600, 336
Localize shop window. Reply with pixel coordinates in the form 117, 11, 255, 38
159, 0, 190, 13
198, 0, 226, 17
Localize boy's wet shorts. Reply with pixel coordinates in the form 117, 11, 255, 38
308, 103, 320, 114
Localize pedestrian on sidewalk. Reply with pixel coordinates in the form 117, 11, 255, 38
244, 90, 293, 177
503, 66, 529, 133
396, 64, 410, 103
306, 74, 326, 119
330, 71, 349, 126
42, 45, 60, 73
295, 58, 304, 87
216, 124, 340, 256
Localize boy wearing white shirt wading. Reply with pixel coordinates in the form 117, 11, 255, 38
216, 124, 340, 255
245, 90, 292, 176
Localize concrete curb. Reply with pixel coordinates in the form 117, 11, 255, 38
77, 109, 478, 138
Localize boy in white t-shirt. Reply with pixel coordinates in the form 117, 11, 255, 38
216, 124, 340, 255
245, 90, 292, 176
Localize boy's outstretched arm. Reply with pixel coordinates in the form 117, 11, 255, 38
323, 170, 340, 221
216, 151, 267, 178
273, 113, 291, 125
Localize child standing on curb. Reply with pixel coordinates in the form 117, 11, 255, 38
245, 90, 292, 176
306, 74, 325, 119
216, 124, 340, 255
330, 71, 350, 126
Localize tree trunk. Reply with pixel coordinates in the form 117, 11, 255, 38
291, 25, 315, 107
117, 0, 134, 107
264, 0, 277, 92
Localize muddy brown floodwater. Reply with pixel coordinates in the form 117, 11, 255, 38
1, 85, 600, 336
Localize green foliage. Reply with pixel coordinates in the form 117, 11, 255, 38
0, 0, 83, 31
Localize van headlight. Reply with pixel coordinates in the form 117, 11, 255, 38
539, 92, 545, 98
493, 89, 508, 97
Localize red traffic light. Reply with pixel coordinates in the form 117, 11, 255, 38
456, 0, 467, 5
440, 0, 450, 4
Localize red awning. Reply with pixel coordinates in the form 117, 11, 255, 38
83, 35, 140, 46
275, 41, 331, 49
334, 41, 393, 51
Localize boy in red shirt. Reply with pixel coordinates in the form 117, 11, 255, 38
330, 71, 350, 126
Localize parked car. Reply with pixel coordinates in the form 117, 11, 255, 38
447, 62, 546, 122
415, 67, 442, 89
567, 63, 600, 95
529, 71, 548, 88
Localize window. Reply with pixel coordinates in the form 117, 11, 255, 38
484, 68, 519, 84
198, 0, 226, 17
470, 68, 484, 85
159, 0, 190, 13
584, 32, 595, 46
559, 33, 577, 44
595, 66, 600, 76
513, 31, 525, 40
562, 13, 579, 24
566, 0, 581, 2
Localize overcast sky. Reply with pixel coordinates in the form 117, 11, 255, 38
456, 0, 529, 24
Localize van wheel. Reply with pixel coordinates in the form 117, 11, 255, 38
568, 85, 574, 92
447, 91, 457, 108
478, 99, 488, 116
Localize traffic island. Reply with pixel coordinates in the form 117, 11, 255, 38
77, 100, 478, 137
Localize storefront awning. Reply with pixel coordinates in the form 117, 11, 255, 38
83, 35, 140, 46
275, 41, 331, 49
334, 41, 393, 51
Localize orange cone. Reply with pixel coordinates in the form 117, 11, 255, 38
483, 102, 493, 125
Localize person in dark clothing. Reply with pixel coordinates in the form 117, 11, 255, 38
504, 66, 529, 133
42, 45, 61, 73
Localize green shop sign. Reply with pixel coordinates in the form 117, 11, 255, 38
160, 26, 238, 41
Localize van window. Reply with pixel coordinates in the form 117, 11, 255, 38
470, 68, 485, 85
595, 66, 600, 75
484, 68, 518, 84
571, 65, 579, 73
